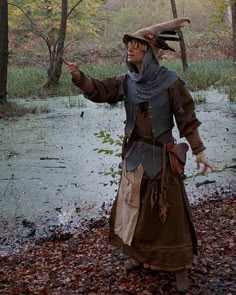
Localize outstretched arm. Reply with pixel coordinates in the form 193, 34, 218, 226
63, 58, 125, 104
63, 59, 95, 94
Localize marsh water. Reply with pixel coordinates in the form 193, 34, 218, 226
0, 89, 235, 256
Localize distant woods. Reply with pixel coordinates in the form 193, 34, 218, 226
7, 1, 236, 66
0, 0, 236, 104
0, 0, 8, 104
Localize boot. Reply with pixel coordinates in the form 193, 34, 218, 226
175, 269, 190, 292
125, 258, 141, 272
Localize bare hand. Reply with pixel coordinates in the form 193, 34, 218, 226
196, 151, 213, 175
63, 58, 81, 81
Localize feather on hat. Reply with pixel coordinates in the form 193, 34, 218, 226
123, 17, 190, 59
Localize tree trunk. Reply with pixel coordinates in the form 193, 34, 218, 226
170, 0, 189, 71
232, 2, 236, 68
0, 0, 8, 104
45, 0, 68, 87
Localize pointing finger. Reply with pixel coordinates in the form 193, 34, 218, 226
63, 59, 77, 67
62, 58, 70, 65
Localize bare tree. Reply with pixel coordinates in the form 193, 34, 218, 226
170, 0, 188, 71
0, 0, 8, 104
232, 2, 236, 67
45, 0, 68, 88
9, 0, 83, 88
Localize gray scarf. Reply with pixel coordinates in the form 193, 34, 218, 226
126, 48, 178, 103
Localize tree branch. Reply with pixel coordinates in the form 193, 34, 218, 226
67, 0, 83, 19
12, 54, 48, 70
52, 0, 83, 57
12, 27, 52, 60
8, 2, 36, 28
8, 3, 51, 47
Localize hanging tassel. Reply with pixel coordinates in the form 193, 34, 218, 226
159, 144, 169, 224
159, 191, 169, 224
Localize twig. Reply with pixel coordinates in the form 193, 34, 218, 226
40, 157, 60, 160
18, 165, 66, 168
67, 0, 83, 19
42, 166, 66, 168
56, 180, 69, 196
224, 165, 236, 169
2, 174, 14, 198
196, 180, 216, 188
186, 165, 235, 179
8, 3, 36, 28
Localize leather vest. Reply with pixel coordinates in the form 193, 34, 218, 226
124, 77, 175, 142
123, 76, 176, 179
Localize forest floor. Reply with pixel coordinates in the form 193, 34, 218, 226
0, 89, 236, 295
0, 194, 235, 295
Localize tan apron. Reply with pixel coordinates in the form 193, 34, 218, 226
114, 162, 144, 246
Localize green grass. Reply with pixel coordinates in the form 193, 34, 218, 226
0, 101, 50, 118
164, 60, 234, 92
7, 63, 127, 99
8, 66, 46, 98
7, 60, 236, 101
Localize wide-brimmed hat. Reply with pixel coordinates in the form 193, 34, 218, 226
123, 17, 190, 59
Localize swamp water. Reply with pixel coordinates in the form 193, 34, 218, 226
0, 89, 235, 256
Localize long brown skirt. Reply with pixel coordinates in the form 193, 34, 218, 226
109, 163, 197, 271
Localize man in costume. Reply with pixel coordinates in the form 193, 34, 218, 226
64, 18, 212, 292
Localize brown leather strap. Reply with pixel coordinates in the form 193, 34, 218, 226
159, 144, 169, 224
129, 134, 164, 147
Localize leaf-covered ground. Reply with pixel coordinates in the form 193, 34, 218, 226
0, 196, 235, 295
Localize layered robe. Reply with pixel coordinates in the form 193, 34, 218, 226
73, 65, 205, 271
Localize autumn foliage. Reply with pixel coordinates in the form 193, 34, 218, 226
0, 195, 235, 294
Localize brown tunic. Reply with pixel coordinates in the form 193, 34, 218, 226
73, 73, 205, 270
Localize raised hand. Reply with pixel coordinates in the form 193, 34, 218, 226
63, 58, 81, 81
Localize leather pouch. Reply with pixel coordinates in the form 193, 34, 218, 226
167, 142, 189, 175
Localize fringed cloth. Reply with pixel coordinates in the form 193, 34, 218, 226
110, 148, 196, 270
114, 163, 144, 246
114, 145, 170, 245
